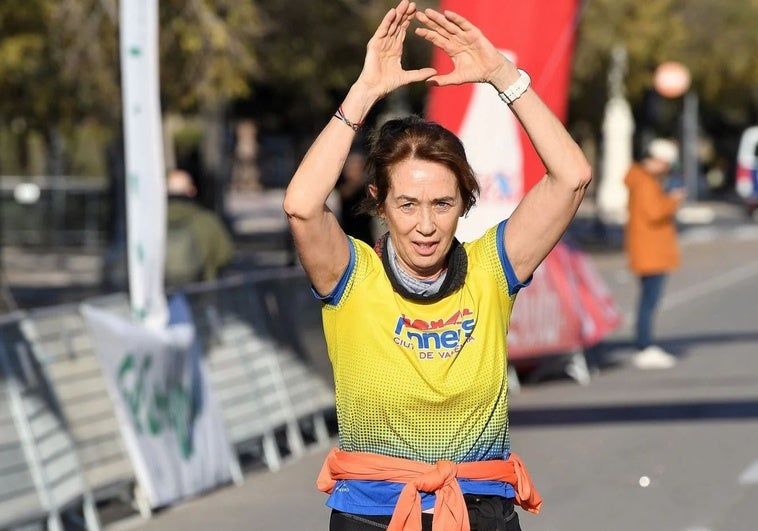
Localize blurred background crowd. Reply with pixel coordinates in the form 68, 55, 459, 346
0, 0, 756, 312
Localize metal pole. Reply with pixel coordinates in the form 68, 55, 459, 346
0, 188, 17, 312
682, 90, 699, 201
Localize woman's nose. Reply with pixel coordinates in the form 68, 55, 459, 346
416, 208, 435, 235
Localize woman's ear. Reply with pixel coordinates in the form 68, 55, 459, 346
368, 184, 384, 217
368, 183, 385, 221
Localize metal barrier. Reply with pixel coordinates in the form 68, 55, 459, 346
182, 268, 335, 471
19, 295, 140, 513
0, 312, 100, 530
0, 314, 47, 530
250, 273, 334, 444
0, 267, 335, 523
0, 176, 109, 249
191, 293, 288, 471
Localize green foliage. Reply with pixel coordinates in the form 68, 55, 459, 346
0, 0, 262, 175
247, 0, 437, 133
676, 0, 758, 118
1, 0, 756, 176
0, 0, 57, 130
159, 0, 261, 111
249, 0, 384, 131
571, 0, 758, 130
69, 121, 111, 177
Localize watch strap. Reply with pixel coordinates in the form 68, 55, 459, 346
498, 69, 531, 105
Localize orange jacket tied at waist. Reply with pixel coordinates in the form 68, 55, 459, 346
317, 448, 542, 531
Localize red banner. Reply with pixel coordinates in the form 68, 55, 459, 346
507, 243, 621, 359
425, 0, 621, 360
426, 0, 580, 198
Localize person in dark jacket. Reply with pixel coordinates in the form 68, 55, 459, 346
165, 169, 234, 286
336, 148, 375, 245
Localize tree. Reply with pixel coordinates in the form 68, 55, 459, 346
0, 0, 60, 129
570, 0, 758, 173
570, 0, 689, 132
243, 0, 436, 138
0, 0, 263, 175
5, 0, 755, 181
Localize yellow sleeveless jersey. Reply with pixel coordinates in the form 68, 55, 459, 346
321, 221, 523, 465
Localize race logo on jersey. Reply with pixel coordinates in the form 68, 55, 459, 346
393, 309, 476, 360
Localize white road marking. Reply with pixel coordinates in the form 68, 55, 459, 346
738, 459, 758, 485
662, 260, 758, 311
616, 260, 758, 334
681, 227, 719, 243
734, 225, 758, 239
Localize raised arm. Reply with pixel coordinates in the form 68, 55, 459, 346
283, 0, 436, 296
416, 8, 592, 282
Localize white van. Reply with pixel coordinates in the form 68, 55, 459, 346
735, 125, 758, 217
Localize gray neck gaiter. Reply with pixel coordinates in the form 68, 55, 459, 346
386, 236, 447, 297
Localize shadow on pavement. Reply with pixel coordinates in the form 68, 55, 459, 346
510, 398, 758, 426
586, 330, 758, 370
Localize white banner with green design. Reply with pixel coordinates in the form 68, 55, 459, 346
120, 0, 168, 329
82, 299, 238, 509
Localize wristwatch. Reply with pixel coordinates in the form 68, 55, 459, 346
498, 69, 531, 105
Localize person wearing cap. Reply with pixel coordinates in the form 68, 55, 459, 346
623, 138, 686, 369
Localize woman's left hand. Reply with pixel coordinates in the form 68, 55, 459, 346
415, 8, 514, 88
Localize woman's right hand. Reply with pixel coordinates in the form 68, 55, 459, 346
354, 0, 437, 102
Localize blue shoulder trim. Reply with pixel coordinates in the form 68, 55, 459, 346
311, 236, 356, 305
496, 220, 532, 296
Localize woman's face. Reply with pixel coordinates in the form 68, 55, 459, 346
378, 158, 463, 280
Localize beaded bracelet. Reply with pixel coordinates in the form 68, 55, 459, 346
333, 105, 364, 132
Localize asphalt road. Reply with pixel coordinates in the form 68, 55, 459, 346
107, 218, 758, 531
510, 237, 758, 531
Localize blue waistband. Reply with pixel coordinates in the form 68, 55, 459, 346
326, 479, 516, 516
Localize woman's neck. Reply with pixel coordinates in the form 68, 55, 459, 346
386, 236, 448, 295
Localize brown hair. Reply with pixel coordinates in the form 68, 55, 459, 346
360, 115, 479, 215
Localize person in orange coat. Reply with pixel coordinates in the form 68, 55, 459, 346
624, 138, 686, 369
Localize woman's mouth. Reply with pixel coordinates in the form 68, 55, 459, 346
413, 241, 438, 256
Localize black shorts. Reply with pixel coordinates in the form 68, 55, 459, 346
329, 494, 522, 531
